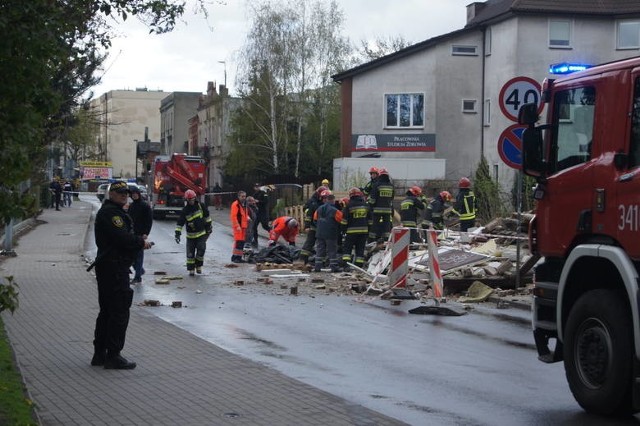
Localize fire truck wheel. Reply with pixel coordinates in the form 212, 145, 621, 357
563, 289, 636, 416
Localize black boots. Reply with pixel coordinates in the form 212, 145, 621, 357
91, 350, 106, 366
104, 354, 137, 370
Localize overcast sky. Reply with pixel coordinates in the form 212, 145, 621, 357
90, 0, 471, 99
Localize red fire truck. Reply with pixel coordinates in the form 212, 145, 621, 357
150, 153, 207, 219
520, 56, 640, 415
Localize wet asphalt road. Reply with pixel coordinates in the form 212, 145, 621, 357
83, 196, 640, 425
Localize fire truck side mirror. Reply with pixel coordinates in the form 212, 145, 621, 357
518, 102, 539, 125
522, 127, 546, 179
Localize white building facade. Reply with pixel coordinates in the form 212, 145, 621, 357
333, 0, 640, 192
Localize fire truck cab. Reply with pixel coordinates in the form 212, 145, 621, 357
520, 56, 640, 416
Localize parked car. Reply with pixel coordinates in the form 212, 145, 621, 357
96, 183, 109, 202
97, 182, 147, 204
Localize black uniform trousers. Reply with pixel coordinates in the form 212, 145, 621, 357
94, 261, 134, 357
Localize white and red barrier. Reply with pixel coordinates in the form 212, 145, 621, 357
426, 228, 443, 298
390, 227, 410, 288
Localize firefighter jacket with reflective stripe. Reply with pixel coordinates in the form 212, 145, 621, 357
361, 177, 377, 197
452, 189, 477, 221
313, 202, 343, 240
176, 201, 212, 239
303, 194, 322, 230
340, 196, 370, 234
400, 195, 425, 227
368, 176, 394, 215
424, 196, 446, 225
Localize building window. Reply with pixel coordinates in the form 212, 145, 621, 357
484, 98, 491, 126
451, 45, 478, 56
385, 93, 424, 128
617, 20, 640, 49
549, 19, 571, 48
462, 99, 477, 113
484, 27, 492, 56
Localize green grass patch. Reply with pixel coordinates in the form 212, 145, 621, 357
0, 315, 37, 425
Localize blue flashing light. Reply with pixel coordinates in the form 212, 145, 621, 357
549, 62, 592, 75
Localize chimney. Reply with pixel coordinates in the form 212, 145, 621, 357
466, 2, 487, 24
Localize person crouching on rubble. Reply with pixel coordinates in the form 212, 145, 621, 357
340, 187, 370, 272
313, 191, 343, 273
268, 216, 299, 247
422, 190, 452, 231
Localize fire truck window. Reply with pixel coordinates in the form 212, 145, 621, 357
554, 87, 595, 171
629, 77, 640, 168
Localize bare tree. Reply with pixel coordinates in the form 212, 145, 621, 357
358, 35, 412, 61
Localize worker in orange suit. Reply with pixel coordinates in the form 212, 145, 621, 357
268, 216, 299, 247
230, 190, 249, 263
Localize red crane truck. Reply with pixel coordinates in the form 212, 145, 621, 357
150, 153, 207, 219
519, 56, 640, 416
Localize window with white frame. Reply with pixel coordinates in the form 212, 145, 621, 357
617, 20, 640, 49
451, 45, 478, 56
462, 99, 477, 113
549, 19, 571, 48
385, 93, 424, 128
484, 98, 491, 126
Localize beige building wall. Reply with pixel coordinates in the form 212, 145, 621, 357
91, 89, 169, 179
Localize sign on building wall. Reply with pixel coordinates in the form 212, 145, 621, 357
80, 161, 113, 180
351, 134, 436, 152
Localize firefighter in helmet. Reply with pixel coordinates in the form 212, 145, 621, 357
367, 167, 394, 243
423, 190, 452, 230
361, 166, 379, 198
298, 185, 328, 264
340, 187, 371, 270
400, 186, 426, 243
452, 177, 477, 232
175, 189, 212, 275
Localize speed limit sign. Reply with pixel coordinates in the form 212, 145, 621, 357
498, 76, 543, 122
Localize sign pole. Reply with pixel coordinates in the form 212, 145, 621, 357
516, 170, 522, 289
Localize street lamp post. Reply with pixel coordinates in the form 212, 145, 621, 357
134, 139, 138, 180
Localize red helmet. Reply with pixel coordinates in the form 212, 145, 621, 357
409, 185, 422, 196
458, 177, 471, 188
439, 191, 452, 202
348, 187, 363, 197
315, 185, 329, 195
320, 189, 332, 198
185, 189, 197, 200
340, 197, 349, 207
368, 166, 379, 175
378, 167, 389, 177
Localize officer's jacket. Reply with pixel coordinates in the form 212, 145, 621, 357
340, 196, 370, 234
176, 201, 212, 239
314, 202, 343, 240
95, 199, 144, 266
400, 195, 425, 227
453, 189, 477, 221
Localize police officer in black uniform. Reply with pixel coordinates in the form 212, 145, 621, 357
92, 181, 152, 369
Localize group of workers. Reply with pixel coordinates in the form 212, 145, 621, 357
266, 167, 477, 272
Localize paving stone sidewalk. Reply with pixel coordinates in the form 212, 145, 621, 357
0, 201, 404, 426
